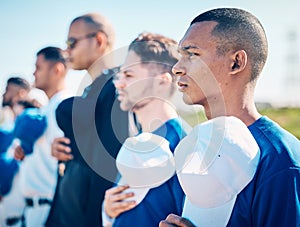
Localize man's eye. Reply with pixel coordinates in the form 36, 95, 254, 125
125, 74, 133, 78
189, 52, 200, 57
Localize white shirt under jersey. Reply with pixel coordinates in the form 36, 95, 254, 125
19, 90, 71, 198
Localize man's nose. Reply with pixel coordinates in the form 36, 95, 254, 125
172, 61, 186, 77
113, 77, 126, 89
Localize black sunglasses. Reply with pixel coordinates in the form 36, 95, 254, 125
66, 32, 98, 49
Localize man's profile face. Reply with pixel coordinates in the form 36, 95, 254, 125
33, 54, 53, 92
66, 20, 96, 71
114, 50, 155, 112
173, 21, 228, 107
2, 83, 23, 107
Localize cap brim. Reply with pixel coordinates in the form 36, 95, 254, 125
118, 177, 150, 205
182, 197, 236, 226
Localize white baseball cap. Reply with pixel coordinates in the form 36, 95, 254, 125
116, 132, 175, 204
174, 116, 260, 226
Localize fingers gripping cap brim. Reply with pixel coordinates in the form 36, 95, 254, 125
118, 177, 150, 205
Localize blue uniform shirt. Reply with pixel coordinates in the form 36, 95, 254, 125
113, 118, 186, 227
228, 116, 300, 226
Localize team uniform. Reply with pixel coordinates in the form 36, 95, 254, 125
110, 118, 186, 227
228, 116, 300, 226
46, 70, 129, 227
19, 90, 70, 227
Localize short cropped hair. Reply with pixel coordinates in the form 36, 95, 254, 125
37, 46, 67, 67
72, 13, 115, 50
129, 32, 179, 74
191, 8, 268, 81
129, 32, 179, 95
7, 77, 30, 91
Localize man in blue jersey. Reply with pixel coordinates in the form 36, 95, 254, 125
102, 32, 187, 227
159, 7, 300, 227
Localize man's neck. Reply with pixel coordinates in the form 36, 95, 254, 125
134, 99, 178, 132
45, 83, 65, 99
87, 52, 114, 81
204, 89, 261, 126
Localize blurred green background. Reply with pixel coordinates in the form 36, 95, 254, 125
181, 107, 300, 139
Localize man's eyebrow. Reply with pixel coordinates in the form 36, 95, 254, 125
121, 68, 133, 74
178, 45, 200, 52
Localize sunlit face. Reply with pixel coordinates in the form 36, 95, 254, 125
66, 20, 97, 70
173, 21, 231, 106
2, 84, 23, 107
33, 54, 53, 92
114, 50, 156, 112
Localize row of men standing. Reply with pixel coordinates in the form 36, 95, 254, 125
0, 13, 129, 226
0, 12, 184, 226
0, 46, 71, 226
1, 7, 300, 227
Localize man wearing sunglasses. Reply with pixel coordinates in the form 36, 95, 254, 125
45, 13, 128, 227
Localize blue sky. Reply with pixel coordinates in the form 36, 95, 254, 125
1, 0, 299, 106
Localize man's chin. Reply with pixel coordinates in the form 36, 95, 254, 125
120, 103, 130, 112
182, 96, 195, 106
68, 62, 83, 71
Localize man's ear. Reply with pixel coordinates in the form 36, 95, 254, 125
50, 62, 66, 80
18, 89, 28, 100
55, 62, 65, 74
154, 72, 173, 97
95, 32, 108, 50
229, 50, 247, 75
158, 72, 173, 84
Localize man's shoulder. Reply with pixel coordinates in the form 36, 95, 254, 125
250, 116, 300, 171
46, 90, 72, 110
250, 116, 300, 145
93, 68, 118, 86
87, 70, 116, 98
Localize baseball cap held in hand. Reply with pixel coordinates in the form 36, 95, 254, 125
13, 108, 47, 155
116, 132, 175, 204
175, 116, 260, 226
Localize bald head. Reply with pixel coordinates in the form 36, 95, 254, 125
71, 13, 115, 51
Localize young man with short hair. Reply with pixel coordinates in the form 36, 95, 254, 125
103, 32, 186, 227
160, 7, 300, 227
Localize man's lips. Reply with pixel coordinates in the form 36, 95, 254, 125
177, 81, 188, 92
116, 91, 126, 101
